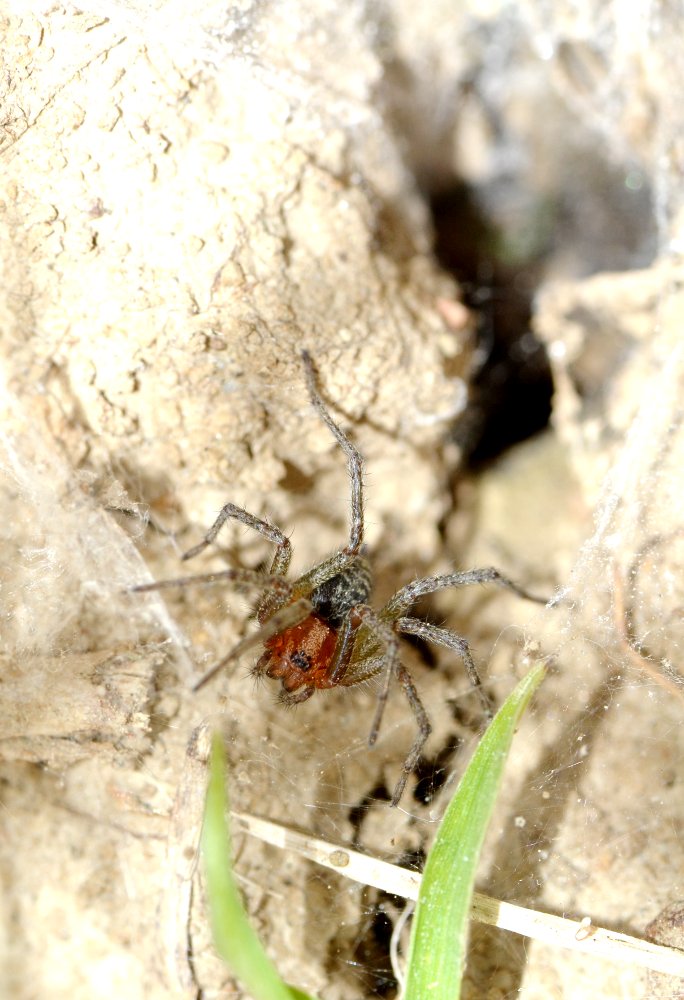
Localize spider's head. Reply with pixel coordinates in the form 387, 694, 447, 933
254, 611, 338, 694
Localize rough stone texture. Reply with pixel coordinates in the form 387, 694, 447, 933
1, 3, 684, 1000
535, 260, 684, 694
0, 4, 471, 561
0, 4, 473, 998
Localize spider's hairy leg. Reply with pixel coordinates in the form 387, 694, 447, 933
192, 597, 314, 692
350, 607, 400, 754
344, 605, 432, 806
338, 653, 385, 686
181, 503, 293, 621
339, 623, 432, 807
326, 615, 364, 686
289, 548, 360, 599
182, 503, 292, 574
391, 665, 432, 807
279, 685, 316, 707
382, 566, 547, 619
301, 350, 365, 556
131, 567, 293, 597
398, 617, 493, 718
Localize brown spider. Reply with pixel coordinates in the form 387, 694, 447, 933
134, 352, 545, 806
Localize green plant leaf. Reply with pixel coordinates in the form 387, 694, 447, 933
202, 733, 318, 1000
403, 661, 547, 999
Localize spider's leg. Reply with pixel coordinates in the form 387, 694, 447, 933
181, 504, 293, 621
131, 567, 298, 688
323, 616, 358, 686
390, 665, 432, 807
290, 548, 359, 596
279, 685, 316, 707
131, 567, 292, 597
338, 635, 432, 807
182, 503, 292, 575
398, 616, 493, 718
346, 606, 400, 748
382, 567, 547, 619
192, 597, 314, 692
338, 654, 384, 685
302, 351, 365, 555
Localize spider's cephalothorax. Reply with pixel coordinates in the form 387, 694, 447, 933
133, 351, 545, 806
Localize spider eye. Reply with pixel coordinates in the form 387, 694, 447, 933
290, 651, 311, 671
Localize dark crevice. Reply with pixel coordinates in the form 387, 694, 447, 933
412, 733, 464, 804
348, 782, 391, 844
429, 182, 554, 467
348, 849, 426, 998
351, 905, 397, 997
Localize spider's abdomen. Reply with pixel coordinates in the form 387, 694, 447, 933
310, 557, 372, 626
256, 613, 338, 693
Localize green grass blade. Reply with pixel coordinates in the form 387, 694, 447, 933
202, 733, 318, 1000
403, 662, 547, 999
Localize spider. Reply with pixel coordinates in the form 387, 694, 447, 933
134, 352, 545, 806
